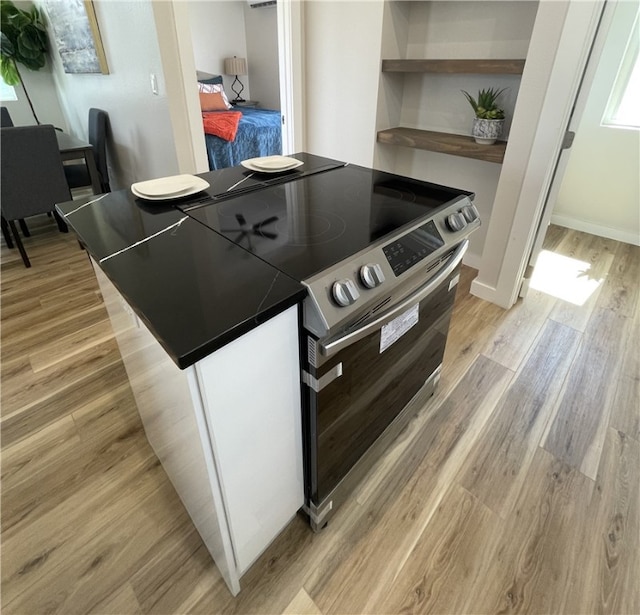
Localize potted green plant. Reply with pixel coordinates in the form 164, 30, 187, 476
0, 0, 49, 124
462, 87, 506, 145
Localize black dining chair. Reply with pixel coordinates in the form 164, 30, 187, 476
0, 108, 35, 239
1, 125, 72, 268
64, 108, 111, 194
1, 106, 14, 127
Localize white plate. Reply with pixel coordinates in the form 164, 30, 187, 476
241, 157, 303, 173
250, 155, 300, 170
132, 174, 209, 198
131, 176, 209, 201
131, 181, 209, 202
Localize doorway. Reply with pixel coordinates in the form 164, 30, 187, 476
524, 0, 640, 294
186, 2, 282, 113
186, 0, 306, 161
548, 0, 639, 246
153, 0, 302, 175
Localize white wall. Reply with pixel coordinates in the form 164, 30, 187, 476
304, 1, 385, 167
2, 60, 67, 129
41, 0, 179, 189
187, 0, 251, 100
2, 1, 67, 129
244, 4, 280, 109
551, 0, 640, 246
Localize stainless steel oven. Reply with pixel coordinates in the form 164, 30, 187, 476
300, 207, 476, 530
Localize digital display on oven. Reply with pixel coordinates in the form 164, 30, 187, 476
383, 220, 445, 276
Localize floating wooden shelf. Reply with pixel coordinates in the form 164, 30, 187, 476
381, 59, 526, 75
377, 128, 506, 164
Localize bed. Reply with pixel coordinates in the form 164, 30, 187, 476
196, 72, 282, 170
203, 107, 282, 170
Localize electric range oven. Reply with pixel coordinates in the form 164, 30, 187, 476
187, 162, 480, 530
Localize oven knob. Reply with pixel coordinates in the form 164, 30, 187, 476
332, 279, 360, 307
461, 204, 480, 223
446, 212, 467, 232
359, 263, 385, 289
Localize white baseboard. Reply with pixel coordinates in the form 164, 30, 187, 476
551, 214, 640, 246
463, 250, 519, 309
469, 278, 513, 309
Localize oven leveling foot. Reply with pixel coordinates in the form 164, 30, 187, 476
303, 500, 333, 533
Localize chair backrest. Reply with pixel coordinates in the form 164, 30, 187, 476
0, 125, 72, 221
1, 107, 14, 127
87, 108, 110, 191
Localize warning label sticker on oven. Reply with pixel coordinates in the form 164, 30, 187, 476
380, 304, 419, 353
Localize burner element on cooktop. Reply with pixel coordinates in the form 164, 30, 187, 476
275, 211, 346, 247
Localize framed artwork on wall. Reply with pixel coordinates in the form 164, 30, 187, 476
44, 0, 109, 75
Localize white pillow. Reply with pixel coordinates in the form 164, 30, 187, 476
197, 82, 232, 109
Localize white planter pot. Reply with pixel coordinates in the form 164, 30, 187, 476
472, 118, 504, 145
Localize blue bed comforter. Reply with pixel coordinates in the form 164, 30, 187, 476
205, 107, 282, 170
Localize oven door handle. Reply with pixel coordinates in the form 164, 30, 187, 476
319, 239, 469, 357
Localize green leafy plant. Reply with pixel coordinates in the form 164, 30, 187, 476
1, 0, 49, 123
462, 87, 506, 120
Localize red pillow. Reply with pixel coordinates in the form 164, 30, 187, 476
197, 82, 232, 108
199, 92, 229, 112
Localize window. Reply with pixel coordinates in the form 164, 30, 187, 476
603, 8, 640, 130
0, 75, 17, 102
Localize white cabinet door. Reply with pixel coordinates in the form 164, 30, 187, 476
196, 306, 304, 573
92, 260, 241, 595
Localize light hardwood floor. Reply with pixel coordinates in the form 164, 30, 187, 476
1, 216, 638, 614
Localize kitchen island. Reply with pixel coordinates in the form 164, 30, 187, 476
55, 153, 345, 595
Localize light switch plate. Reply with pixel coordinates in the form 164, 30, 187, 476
150, 73, 158, 95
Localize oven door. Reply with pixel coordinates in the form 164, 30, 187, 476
302, 240, 467, 519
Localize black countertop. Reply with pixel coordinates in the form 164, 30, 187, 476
54, 155, 346, 368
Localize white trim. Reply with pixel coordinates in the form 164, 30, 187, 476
152, 2, 209, 174
551, 214, 640, 247
602, 5, 640, 129
277, 0, 305, 153
468, 278, 511, 309
186, 368, 242, 596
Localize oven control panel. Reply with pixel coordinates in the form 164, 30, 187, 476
382, 220, 445, 277
302, 196, 480, 338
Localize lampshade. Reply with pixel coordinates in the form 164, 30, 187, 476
224, 56, 247, 76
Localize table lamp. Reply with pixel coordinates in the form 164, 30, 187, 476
224, 56, 248, 103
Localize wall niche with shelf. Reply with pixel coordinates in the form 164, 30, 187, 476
378, 58, 525, 164
376, 1, 537, 164
374, 0, 539, 262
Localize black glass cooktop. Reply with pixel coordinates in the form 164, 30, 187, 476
187, 164, 473, 282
